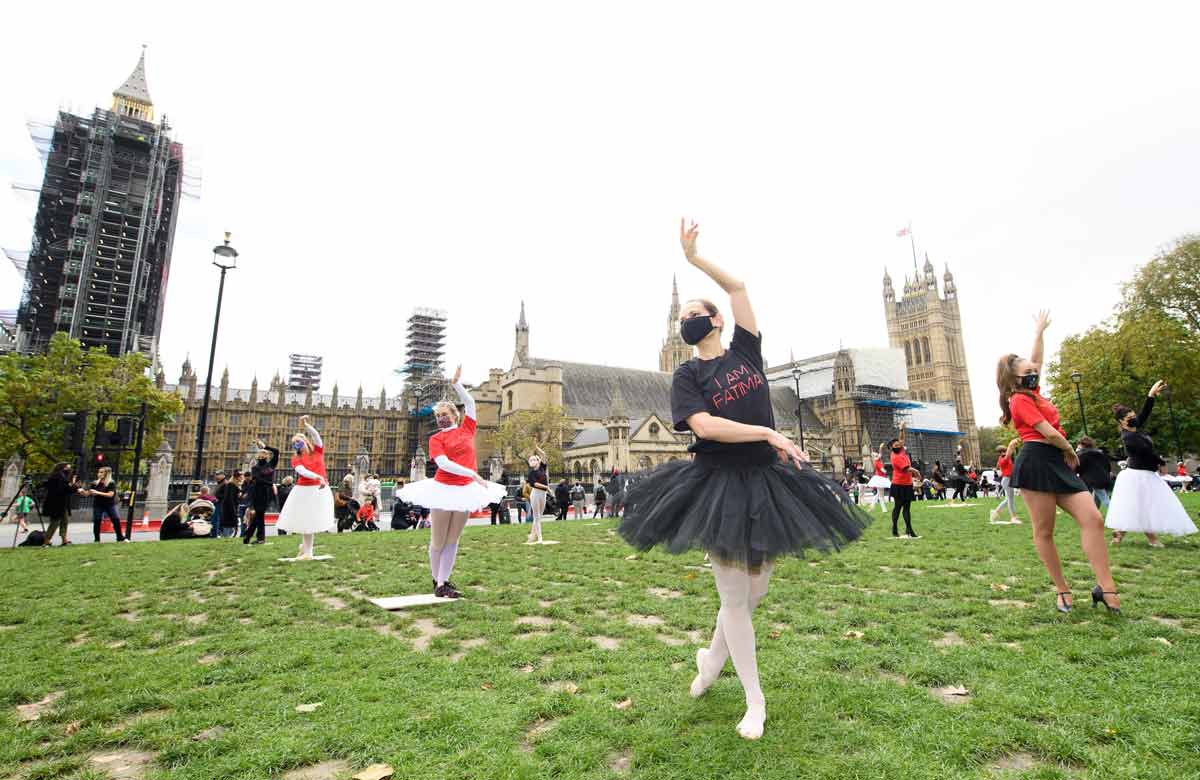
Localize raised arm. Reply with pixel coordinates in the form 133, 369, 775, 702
898, 422, 907, 448
1138, 381, 1166, 427
532, 441, 548, 463
1030, 310, 1050, 369
680, 219, 757, 336
299, 415, 323, 449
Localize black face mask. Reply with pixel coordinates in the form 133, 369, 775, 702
1019, 373, 1039, 390
680, 315, 715, 346
891, 446, 902, 454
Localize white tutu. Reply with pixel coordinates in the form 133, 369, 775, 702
397, 478, 506, 512
275, 484, 336, 534
866, 475, 891, 489
1105, 469, 1197, 536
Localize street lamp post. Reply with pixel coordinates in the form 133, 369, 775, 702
791, 365, 806, 453
1164, 385, 1183, 463
1070, 369, 1087, 436
192, 233, 239, 481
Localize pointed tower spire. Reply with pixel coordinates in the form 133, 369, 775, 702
111, 46, 154, 122
513, 302, 530, 368
518, 300, 528, 330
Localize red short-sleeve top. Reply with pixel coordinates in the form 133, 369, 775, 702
1009, 390, 1065, 442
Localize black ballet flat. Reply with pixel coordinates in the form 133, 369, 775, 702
1055, 592, 1072, 614
1091, 585, 1120, 614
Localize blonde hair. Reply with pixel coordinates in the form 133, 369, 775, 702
96, 466, 113, 482
433, 400, 459, 423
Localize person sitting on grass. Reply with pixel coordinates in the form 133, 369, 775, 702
354, 499, 380, 531
160, 502, 203, 540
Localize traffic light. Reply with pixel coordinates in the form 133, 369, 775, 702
116, 417, 135, 446
92, 451, 106, 469
63, 411, 87, 454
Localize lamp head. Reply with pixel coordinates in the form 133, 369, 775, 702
1070, 370, 1082, 384
212, 231, 238, 268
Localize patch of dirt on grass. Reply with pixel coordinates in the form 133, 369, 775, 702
70, 632, 90, 647
590, 635, 621, 650
109, 709, 169, 732
648, 587, 683, 599
238, 617, 254, 625
516, 616, 557, 627
192, 725, 227, 741
117, 611, 140, 622
537, 599, 558, 608
515, 630, 550, 641
176, 638, 200, 647
373, 624, 405, 640
671, 661, 685, 670
197, 654, 220, 666
543, 681, 579, 694
609, 749, 633, 774
520, 717, 558, 752
411, 618, 448, 652
319, 595, 347, 610
1152, 616, 1183, 628
685, 630, 706, 643
124, 591, 144, 602
89, 749, 157, 779
16, 691, 65, 722
878, 671, 909, 687
627, 614, 665, 628
933, 632, 965, 648
106, 640, 127, 649
282, 760, 352, 780
450, 638, 488, 662
187, 614, 208, 625
930, 685, 971, 705
656, 634, 686, 646
988, 600, 1031, 609
991, 752, 1038, 771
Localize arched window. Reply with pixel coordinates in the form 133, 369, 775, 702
913, 340, 922, 365
922, 337, 931, 363
573, 462, 582, 479
649, 422, 660, 437
904, 342, 912, 366
506, 391, 513, 411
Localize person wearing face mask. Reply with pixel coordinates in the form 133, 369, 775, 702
1105, 382, 1196, 546
887, 426, 921, 538
524, 443, 551, 543
395, 365, 506, 598
619, 219, 869, 741
242, 439, 278, 545
866, 444, 891, 512
275, 416, 335, 560
999, 310, 1120, 614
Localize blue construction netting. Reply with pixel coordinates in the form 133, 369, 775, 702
861, 398, 923, 409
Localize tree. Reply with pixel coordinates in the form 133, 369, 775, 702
976, 425, 1018, 466
1046, 309, 1200, 457
0, 333, 184, 475
492, 404, 572, 474
1123, 234, 1200, 335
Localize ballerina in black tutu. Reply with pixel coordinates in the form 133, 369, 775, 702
619, 219, 870, 740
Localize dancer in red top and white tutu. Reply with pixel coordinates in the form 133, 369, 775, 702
865, 445, 891, 513
397, 366, 506, 598
276, 416, 335, 560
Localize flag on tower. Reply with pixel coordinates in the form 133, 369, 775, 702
896, 226, 910, 237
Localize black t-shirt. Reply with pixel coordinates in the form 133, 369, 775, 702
671, 325, 775, 458
91, 480, 116, 510
527, 466, 548, 491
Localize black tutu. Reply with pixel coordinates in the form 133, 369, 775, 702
618, 449, 870, 568
1011, 441, 1087, 494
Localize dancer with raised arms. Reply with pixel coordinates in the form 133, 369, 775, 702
998, 311, 1120, 614
1106, 381, 1197, 546
866, 445, 891, 513
396, 366, 506, 598
620, 219, 869, 740
275, 416, 335, 560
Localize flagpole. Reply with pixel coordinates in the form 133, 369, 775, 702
908, 221, 918, 277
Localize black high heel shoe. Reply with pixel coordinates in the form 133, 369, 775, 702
1091, 585, 1120, 614
1055, 592, 1072, 614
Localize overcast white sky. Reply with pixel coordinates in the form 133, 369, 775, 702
3, 2, 1198, 425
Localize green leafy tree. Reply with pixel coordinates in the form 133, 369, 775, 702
1046, 309, 1200, 457
0, 333, 184, 475
976, 425, 1019, 466
493, 404, 572, 473
1122, 234, 1200, 334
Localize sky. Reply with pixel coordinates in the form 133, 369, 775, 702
2, 2, 1198, 427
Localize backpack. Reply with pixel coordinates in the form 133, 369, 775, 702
19, 530, 46, 547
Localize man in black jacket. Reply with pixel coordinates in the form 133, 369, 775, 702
1076, 436, 1117, 510
215, 472, 241, 538
41, 463, 81, 546
554, 479, 571, 521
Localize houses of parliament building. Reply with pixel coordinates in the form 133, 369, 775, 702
159, 259, 979, 483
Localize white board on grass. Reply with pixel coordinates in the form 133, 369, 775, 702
371, 594, 458, 610
277, 555, 335, 562
523, 540, 561, 545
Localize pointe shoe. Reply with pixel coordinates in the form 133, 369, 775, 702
689, 648, 716, 698
736, 705, 767, 740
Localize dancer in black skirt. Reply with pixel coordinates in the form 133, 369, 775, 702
620, 219, 869, 740
888, 423, 921, 538
998, 310, 1119, 614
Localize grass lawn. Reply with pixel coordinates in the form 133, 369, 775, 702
1, 496, 1199, 779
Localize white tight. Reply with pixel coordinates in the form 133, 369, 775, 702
528, 490, 547, 541
696, 559, 773, 738
429, 510, 469, 585
300, 533, 314, 557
